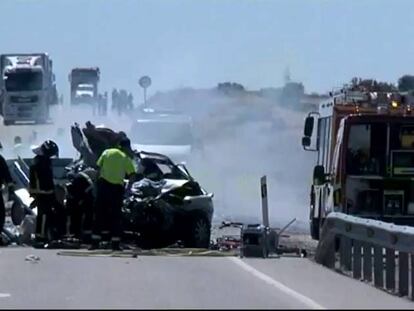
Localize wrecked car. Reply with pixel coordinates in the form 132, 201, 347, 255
2, 121, 214, 249
72, 122, 214, 248
123, 151, 214, 248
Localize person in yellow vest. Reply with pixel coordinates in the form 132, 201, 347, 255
89, 137, 137, 251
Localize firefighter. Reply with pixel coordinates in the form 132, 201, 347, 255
90, 137, 137, 251
0, 142, 14, 232
118, 89, 127, 116
103, 92, 108, 116
127, 93, 133, 111
111, 88, 119, 113
29, 140, 59, 243
66, 167, 98, 243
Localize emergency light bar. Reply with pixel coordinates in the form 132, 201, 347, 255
330, 87, 414, 109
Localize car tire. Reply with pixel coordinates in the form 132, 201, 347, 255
11, 200, 25, 226
184, 214, 211, 248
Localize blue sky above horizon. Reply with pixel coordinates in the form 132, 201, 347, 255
1, 0, 413, 100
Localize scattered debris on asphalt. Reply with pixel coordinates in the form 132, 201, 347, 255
25, 254, 40, 263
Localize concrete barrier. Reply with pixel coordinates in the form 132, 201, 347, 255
315, 212, 414, 299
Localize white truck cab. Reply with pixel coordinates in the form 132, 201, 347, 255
75, 83, 94, 98
0, 53, 57, 125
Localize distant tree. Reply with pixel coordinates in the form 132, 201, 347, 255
349, 77, 396, 92
398, 75, 414, 92
217, 82, 245, 95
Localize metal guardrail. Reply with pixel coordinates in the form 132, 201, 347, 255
315, 212, 414, 299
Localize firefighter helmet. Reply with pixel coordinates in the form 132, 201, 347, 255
32, 140, 59, 158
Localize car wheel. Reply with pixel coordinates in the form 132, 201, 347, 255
11, 200, 25, 226
184, 214, 211, 248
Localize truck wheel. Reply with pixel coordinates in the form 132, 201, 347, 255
3, 120, 12, 126
184, 214, 211, 248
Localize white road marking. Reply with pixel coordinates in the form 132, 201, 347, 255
0, 293, 11, 298
229, 257, 325, 309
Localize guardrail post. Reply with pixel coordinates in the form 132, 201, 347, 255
363, 243, 372, 282
316, 212, 414, 298
353, 240, 362, 280
399, 252, 409, 297
385, 249, 396, 292
373, 246, 384, 288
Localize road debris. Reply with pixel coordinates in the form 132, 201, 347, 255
25, 254, 40, 263
213, 219, 306, 258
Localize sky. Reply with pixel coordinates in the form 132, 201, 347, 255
1, 0, 414, 101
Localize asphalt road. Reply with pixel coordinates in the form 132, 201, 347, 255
0, 248, 413, 309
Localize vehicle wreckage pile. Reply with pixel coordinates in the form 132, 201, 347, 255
2, 121, 214, 249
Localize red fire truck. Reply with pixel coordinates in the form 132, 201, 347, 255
302, 87, 414, 240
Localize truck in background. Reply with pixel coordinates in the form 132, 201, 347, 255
302, 86, 414, 240
0, 53, 58, 125
69, 67, 100, 106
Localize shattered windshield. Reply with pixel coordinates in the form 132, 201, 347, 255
130, 121, 193, 146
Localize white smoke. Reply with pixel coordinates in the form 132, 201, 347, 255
0, 84, 317, 232
148, 88, 316, 230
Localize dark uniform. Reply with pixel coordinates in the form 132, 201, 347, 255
29, 141, 59, 242
103, 92, 108, 116
127, 93, 133, 111
67, 168, 97, 241
0, 151, 13, 231
111, 89, 119, 113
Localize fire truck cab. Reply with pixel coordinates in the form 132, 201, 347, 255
302, 87, 414, 240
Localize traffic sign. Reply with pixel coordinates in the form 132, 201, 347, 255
139, 76, 152, 89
